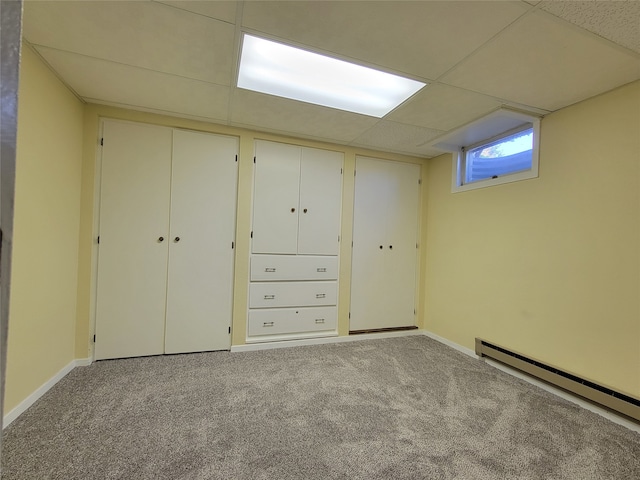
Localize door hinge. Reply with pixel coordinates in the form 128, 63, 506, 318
93, 334, 96, 343
351, 241, 353, 247
100, 138, 103, 146
414, 309, 416, 315
97, 236, 100, 244
418, 178, 422, 185
235, 154, 238, 162
250, 231, 253, 239
253, 156, 256, 164
416, 243, 419, 249
228, 327, 231, 334
354, 170, 356, 176
338, 235, 340, 243
348, 312, 351, 319
340, 168, 343, 174
232, 241, 235, 249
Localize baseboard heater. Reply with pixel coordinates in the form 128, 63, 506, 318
475, 338, 640, 422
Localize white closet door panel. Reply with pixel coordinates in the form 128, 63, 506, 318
252, 141, 301, 254
95, 120, 172, 360
350, 157, 420, 331
384, 162, 420, 327
298, 148, 343, 255
164, 130, 238, 354
249, 281, 337, 308
350, 157, 390, 331
248, 307, 337, 336
250, 255, 338, 281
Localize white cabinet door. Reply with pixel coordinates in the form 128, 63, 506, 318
350, 157, 420, 331
252, 141, 301, 254
95, 120, 172, 360
164, 130, 238, 354
298, 147, 343, 255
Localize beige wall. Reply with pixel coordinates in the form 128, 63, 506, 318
76, 105, 426, 359
4, 46, 84, 414
423, 81, 640, 397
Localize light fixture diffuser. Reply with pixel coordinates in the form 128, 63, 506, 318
237, 34, 426, 118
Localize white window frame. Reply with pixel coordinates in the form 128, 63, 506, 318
452, 119, 540, 193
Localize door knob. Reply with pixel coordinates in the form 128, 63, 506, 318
158, 237, 164, 242
379, 245, 383, 249
174, 237, 180, 242
291, 207, 296, 213
389, 245, 393, 249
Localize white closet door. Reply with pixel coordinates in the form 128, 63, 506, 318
383, 161, 420, 328
95, 120, 172, 360
350, 157, 420, 331
298, 147, 343, 255
252, 141, 301, 254
164, 130, 238, 354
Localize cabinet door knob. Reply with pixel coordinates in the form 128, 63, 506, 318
303, 208, 308, 213
158, 237, 164, 242
291, 207, 296, 213
379, 245, 383, 249
389, 245, 392, 249
175, 237, 181, 242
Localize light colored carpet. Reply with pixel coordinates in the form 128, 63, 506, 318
2, 336, 639, 479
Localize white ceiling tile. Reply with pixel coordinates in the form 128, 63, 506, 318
351, 121, 444, 158
36, 47, 230, 122
386, 84, 504, 131
441, 10, 640, 111
540, 0, 640, 54
155, 1, 238, 24
230, 89, 378, 143
242, 0, 531, 80
23, 1, 235, 85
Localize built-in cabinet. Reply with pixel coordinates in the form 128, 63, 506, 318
350, 156, 421, 332
95, 120, 238, 360
248, 140, 343, 342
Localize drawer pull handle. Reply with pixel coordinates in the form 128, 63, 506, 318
264, 295, 275, 300
315, 293, 326, 299
265, 267, 276, 272
263, 322, 275, 327
316, 267, 327, 272
315, 318, 325, 324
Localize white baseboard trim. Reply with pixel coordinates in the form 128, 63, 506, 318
421, 330, 640, 434
3, 357, 92, 429
231, 329, 425, 353
421, 330, 477, 357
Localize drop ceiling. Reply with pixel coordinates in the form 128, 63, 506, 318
22, 0, 640, 158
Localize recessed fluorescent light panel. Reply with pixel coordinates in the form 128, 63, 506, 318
237, 34, 426, 117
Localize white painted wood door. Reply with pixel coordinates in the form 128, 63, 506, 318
95, 120, 172, 360
164, 130, 238, 354
350, 157, 420, 331
252, 141, 301, 254
298, 148, 343, 255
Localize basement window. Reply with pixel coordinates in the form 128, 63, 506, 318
430, 108, 541, 193
463, 126, 534, 184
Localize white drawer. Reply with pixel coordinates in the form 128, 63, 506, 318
249, 281, 337, 308
251, 255, 338, 281
248, 307, 337, 336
